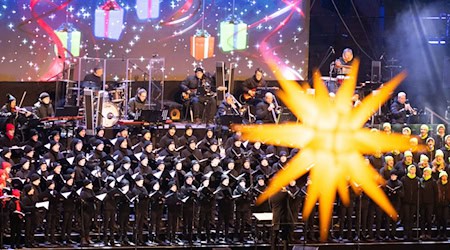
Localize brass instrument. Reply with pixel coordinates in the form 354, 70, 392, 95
270, 95, 282, 124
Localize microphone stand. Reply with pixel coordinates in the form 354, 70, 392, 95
416, 179, 420, 240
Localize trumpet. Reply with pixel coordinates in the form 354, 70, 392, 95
229, 94, 247, 115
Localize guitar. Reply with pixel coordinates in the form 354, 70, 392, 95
241, 88, 257, 101
181, 86, 227, 101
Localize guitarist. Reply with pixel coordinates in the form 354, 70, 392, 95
180, 67, 217, 124
241, 68, 266, 104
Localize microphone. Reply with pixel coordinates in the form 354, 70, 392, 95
330, 46, 335, 54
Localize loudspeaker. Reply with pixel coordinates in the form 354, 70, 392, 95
170, 108, 181, 121
371, 61, 381, 83
83, 89, 95, 135
228, 62, 236, 95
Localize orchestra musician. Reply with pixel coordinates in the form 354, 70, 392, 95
0, 94, 33, 129
33, 92, 54, 119
241, 68, 266, 103
256, 92, 279, 124
180, 67, 217, 124
390, 92, 417, 124
334, 48, 354, 75
83, 67, 103, 85
127, 88, 148, 120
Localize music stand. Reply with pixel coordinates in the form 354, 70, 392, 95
219, 115, 243, 126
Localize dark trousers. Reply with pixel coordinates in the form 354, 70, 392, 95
24, 213, 35, 246
401, 203, 417, 239
135, 208, 147, 243
368, 203, 383, 238
182, 207, 194, 242
118, 212, 129, 241
385, 202, 400, 238
235, 210, 251, 240
61, 210, 74, 242
46, 211, 58, 241
436, 204, 449, 237
103, 209, 116, 241
167, 209, 179, 241
218, 207, 232, 239
9, 214, 23, 247
150, 208, 163, 239
191, 95, 217, 121
420, 203, 434, 236
338, 203, 354, 239
198, 206, 212, 239
81, 211, 93, 238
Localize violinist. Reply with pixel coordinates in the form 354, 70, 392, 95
0, 94, 33, 129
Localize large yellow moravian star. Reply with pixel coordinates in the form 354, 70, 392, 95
234, 59, 415, 241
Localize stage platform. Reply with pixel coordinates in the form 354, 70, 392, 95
5, 240, 450, 250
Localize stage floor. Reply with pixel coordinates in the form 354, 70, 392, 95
7, 240, 449, 250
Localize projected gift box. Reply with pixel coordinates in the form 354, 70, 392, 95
136, 0, 160, 20
54, 23, 81, 58
94, 0, 124, 40
219, 15, 248, 52
190, 30, 215, 61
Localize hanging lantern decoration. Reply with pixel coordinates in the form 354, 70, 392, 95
94, 0, 124, 40
190, 0, 214, 61
136, 0, 160, 20
219, 0, 247, 52
54, 22, 81, 58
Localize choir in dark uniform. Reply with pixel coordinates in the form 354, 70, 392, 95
0, 88, 450, 250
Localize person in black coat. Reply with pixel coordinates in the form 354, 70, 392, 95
241, 68, 266, 104
384, 169, 403, 240
132, 175, 150, 246
149, 179, 165, 244
215, 175, 234, 243
33, 92, 54, 119
180, 173, 198, 244
101, 176, 120, 246
436, 171, 450, 240
180, 67, 217, 123
197, 175, 214, 243
400, 165, 420, 240
127, 88, 148, 120
165, 180, 182, 244
419, 167, 437, 240
390, 92, 415, 124
8, 189, 24, 249
40, 180, 59, 245
0, 123, 21, 148
233, 177, 253, 242
22, 184, 37, 248
112, 137, 133, 164
255, 92, 277, 124
159, 124, 180, 149
60, 175, 77, 245
43, 140, 64, 164
80, 179, 96, 246
117, 179, 135, 246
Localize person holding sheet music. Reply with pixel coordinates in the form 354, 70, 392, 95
179, 125, 198, 147
149, 179, 165, 244
197, 175, 214, 243
60, 175, 76, 245
22, 184, 37, 248
159, 124, 180, 149
100, 176, 119, 246
131, 175, 150, 246
8, 189, 23, 249
117, 179, 135, 246
384, 169, 403, 240
180, 173, 197, 244
165, 180, 182, 244
215, 174, 234, 243
80, 179, 96, 247
233, 177, 253, 242
40, 180, 59, 245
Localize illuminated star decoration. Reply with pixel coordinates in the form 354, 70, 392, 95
234, 59, 417, 241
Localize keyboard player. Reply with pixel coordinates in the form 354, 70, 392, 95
33, 92, 54, 119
